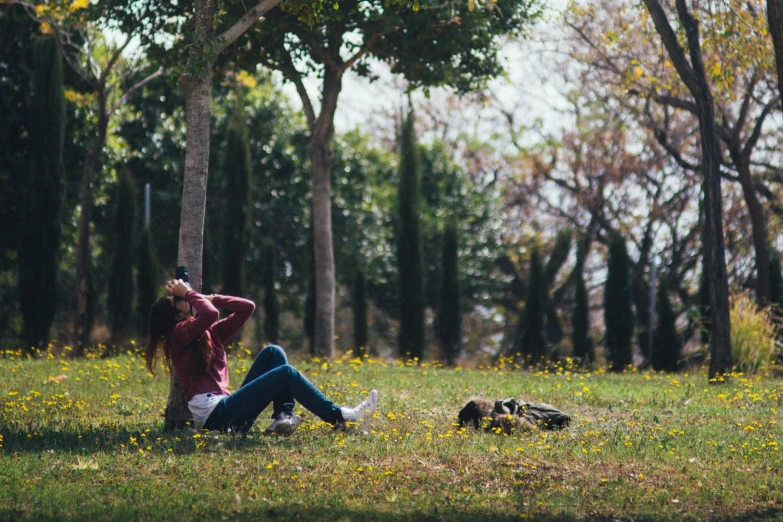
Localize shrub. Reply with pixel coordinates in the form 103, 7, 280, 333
730, 293, 780, 373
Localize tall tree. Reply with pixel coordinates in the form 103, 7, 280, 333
642, 0, 732, 378
436, 220, 461, 366
605, 233, 635, 372
263, 240, 279, 345
652, 276, 681, 372
519, 244, 546, 364
221, 97, 251, 297
352, 265, 368, 358
230, 0, 542, 358
397, 109, 425, 360
18, 35, 65, 353
107, 168, 136, 344
572, 240, 594, 365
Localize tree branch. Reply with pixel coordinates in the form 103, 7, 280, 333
642, 0, 700, 96
292, 25, 337, 68
275, 55, 316, 129
110, 67, 164, 115
99, 34, 132, 87
742, 96, 778, 160
652, 127, 700, 171
215, 0, 282, 56
339, 30, 389, 74
731, 75, 757, 147
755, 180, 783, 216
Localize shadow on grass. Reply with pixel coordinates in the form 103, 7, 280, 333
2, 505, 782, 522
0, 422, 309, 455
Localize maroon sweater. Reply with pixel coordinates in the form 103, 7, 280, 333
168, 291, 255, 402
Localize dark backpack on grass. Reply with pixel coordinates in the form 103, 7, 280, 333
458, 397, 570, 433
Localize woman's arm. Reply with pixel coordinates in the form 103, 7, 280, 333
168, 290, 220, 346
210, 295, 256, 345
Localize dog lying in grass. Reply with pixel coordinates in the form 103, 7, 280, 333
458, 397, 570, 434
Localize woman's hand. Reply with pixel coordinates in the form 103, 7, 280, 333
165, 279, 190, 298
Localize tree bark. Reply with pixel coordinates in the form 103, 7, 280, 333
308, 68, 342, 359
177, 74, 212, 292
767, 0, 783, 104
643, 0, 732, 378
73, 91, 108, 356
729, 149, 770, 304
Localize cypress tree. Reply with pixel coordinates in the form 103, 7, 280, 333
397, 109, 425, 361
572, 244, 594, 364
18, 36, 65, 352
769, 248, 783, 307
652, 276, 680, 372
263, 240, 279, 345
353, 266, 369, 357
136, 225, 159, 336
221, 99, 251, 296
436, 220, 461, 366
521, 245, 547, 364
108, 168, 137, 344
604, 233, 635, 372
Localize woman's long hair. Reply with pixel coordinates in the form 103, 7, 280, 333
145, 296, 214, 375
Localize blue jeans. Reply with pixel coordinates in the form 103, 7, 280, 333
203, 345, 342, 433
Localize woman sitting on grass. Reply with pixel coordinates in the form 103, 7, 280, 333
144, 279, 378, 435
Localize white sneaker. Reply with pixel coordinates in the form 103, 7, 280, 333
264, 412, 302, 436
340, 390, 379, 428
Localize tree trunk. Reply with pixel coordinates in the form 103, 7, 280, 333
176, 73, 212, 292
730, 151, 770, 304
687, 54, 733, 380
309, 134, 336, 359
73, 93, 108, 356
308, 70, 341, 359
162, 71, 211, 430
701, 111, 733, 378
643, 0, 732, 378
767, 0, 783, 104
164, 0, 215, 430
164, 71, 212, 430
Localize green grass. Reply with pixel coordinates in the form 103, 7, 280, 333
2, 346, 783, 521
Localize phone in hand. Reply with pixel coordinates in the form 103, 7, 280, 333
175, 266, 189, 283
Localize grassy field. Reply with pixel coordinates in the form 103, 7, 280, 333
2, 345, 783, 521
